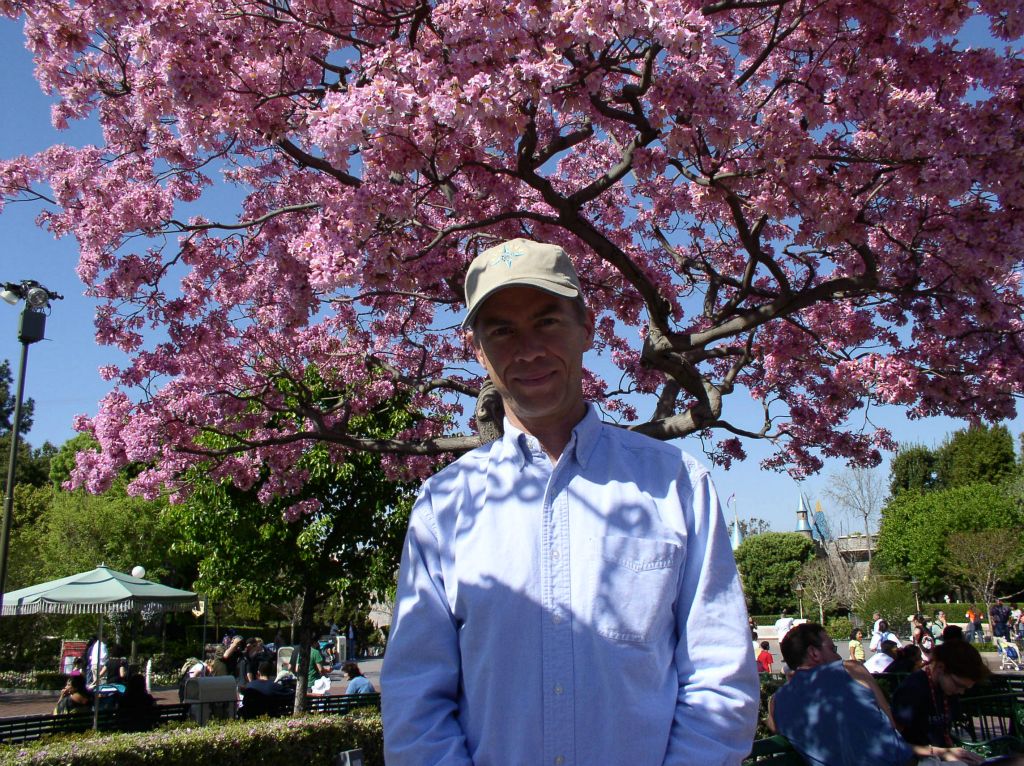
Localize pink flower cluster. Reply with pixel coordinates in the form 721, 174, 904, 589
1, 0, 1021, 501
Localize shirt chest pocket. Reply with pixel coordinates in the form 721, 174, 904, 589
583, 536, 683, 644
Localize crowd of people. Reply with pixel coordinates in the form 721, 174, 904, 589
53, 626, 375, 721
762, 610, 1024, 765
177, 630, 377, 717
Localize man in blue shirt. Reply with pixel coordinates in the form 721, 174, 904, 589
769, 623, 979, 766
381, 239, 758, 765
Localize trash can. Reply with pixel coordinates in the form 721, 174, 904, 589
182, 676, 238, 725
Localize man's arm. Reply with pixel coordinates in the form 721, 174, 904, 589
845, 660, 896, 724
381, 489, 473, 766
663, 466, 759, 766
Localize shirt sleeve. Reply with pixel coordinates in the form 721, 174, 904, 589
381, 487, 474, 766
663, 465, 759, 766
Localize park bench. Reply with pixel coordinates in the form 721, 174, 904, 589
306, 692, 381, 715
230, 690, 382, 719
743, 734, 803, 765
0, 703, 190, 744
954, 692, 1024, 753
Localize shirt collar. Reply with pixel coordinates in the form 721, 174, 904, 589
498, 404, 601, 469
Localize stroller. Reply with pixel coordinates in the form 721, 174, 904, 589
994, 637, 1022, 671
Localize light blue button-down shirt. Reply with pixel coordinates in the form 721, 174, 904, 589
382, 406, 758, 765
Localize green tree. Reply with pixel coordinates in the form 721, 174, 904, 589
935, 425, 1018, 489
856, 579, 916, 635
874, 483, 1023, 596
0, 359, 33, 435
0, 433, 57, 489
734, 532, 816, 615
23, 480, 188, 585
944, 529, 1023, 621
171, 396, 419, 713
889, 445, 938, 496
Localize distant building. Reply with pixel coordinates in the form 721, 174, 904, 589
794, 493, 813, 539
790, 492, 875, 580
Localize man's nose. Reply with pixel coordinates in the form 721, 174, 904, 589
511, 328, 545, 361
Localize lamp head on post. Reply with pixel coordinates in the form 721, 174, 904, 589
2, 281, 63, 345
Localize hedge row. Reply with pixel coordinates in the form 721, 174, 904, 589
0, 710, 383, 766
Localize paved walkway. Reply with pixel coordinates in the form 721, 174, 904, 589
0, 658, 383, 718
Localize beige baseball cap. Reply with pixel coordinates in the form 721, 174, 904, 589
462, 238, 582, 328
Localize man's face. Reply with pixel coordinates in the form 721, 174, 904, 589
470, 286, 594, 435
807, 632, 842, 667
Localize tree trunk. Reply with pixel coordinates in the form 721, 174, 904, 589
291, 584, 318, 715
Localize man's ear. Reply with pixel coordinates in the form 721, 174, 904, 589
584, 309, 596, 350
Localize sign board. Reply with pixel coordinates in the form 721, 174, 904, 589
60, 639, 88, 675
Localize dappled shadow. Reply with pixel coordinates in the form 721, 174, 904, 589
382, 424, 757, 763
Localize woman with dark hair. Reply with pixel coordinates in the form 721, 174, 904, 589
55, 673, 94, 715
891, 640, 990, 753
342, 662, 376, 695
887, 644, 924, 675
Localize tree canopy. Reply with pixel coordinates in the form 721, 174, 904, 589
0, 359, 33, 436
733, 532, 815, 615
889, 445, 938, 496
934, 424, 1018, 489
873, 482, 1024, 596
2, 2, 1023, 501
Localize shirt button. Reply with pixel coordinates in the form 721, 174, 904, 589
555, 757, 565, 766
554, 683, 563, 695
552, 548, 560, 560
552, 613, 563, 625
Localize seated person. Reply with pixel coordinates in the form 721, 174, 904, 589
342, 662, 376, 695
55, 673, 94, 715
891, 641, 992, 756
116, 674, 160, 730
755, 642, 774, 673
864, 639, 899, 673
240, 661, 293, 718
888, 644, 925, 675
768, 622, 976, 766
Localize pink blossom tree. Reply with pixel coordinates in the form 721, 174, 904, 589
1, 0, 1022, 505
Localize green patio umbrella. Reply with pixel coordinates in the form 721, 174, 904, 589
1, 565, 197, 729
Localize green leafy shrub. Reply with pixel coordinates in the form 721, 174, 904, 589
825, 616, 853, 640
0, 710, 383, 766
858, 580, 916, 638
0, 670, 66, 690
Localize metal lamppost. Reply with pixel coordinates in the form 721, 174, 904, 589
795, 583, 805, 620
0, 280, 62, 613
910, 578, 921, 615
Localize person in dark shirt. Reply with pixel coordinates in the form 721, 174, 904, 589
891, 640, 988, 757
240, 661, 292, 718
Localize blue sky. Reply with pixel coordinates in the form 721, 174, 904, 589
1, 18, 1020, 535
